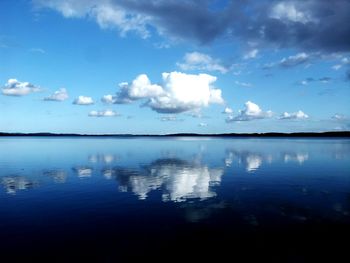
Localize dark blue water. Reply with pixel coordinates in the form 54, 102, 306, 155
1, 137, 349, 262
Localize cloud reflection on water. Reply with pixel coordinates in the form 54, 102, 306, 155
103, 158, 223, 202
225, 150, 266, 172
88, 154, 119, 164
43, 169, 68, 183
72, 167, 93, 178
283, 152, 309, 164
1, 176, 36, 194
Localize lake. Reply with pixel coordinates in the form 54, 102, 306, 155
0, 137, 349, 262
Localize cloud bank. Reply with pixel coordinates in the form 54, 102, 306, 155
34, 0, 350, 53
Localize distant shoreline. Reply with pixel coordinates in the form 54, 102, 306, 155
0, 131, 349, 137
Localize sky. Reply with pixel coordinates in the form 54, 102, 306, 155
0, 0, 349, 134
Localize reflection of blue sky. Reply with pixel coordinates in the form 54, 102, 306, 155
1, 138, 349, 198
0, 138, 349, 226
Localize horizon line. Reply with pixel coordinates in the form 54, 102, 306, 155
1, 131, 349, 137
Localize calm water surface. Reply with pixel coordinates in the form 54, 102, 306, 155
0, 137, 349, 261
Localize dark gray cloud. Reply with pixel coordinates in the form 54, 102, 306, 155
36, 0, 350, 53
117, 0, 232, 44
233, 0, 350, 53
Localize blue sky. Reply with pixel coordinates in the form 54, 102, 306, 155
1, 0, 349, 134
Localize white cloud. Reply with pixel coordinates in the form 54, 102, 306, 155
243, 49, 258, 59
147, 72, 224, 113
279, 53, 310, 67
105, 71, 224, 114
44, 88, 68, 101
279, 110, 309, 120
198, 122, 207, 127
73, 95, 94, 105
270, 2, 314, 24
1, 79, 41, 96
102, 75, 164, 104
88, 109, 119, 117
123, 74, 164, 99
177, 52, 228, 74
235, 81, 252, 88
222, 107, 233, 114
226, 101, 272, 122
101, 94, 115, 104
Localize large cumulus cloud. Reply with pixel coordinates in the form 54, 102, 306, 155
102, 71, 224, 114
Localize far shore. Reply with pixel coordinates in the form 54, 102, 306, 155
0, 131, 349, 138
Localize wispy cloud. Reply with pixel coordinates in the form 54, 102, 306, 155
243, 49, 258, 60
177, 52, 229, 74
159, 115, 183, 122
279, 53, 310, 68
88, 109, 119, 117
235, 81, 252, 88
298, 77, 332, 85
30, 48, 46, 54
